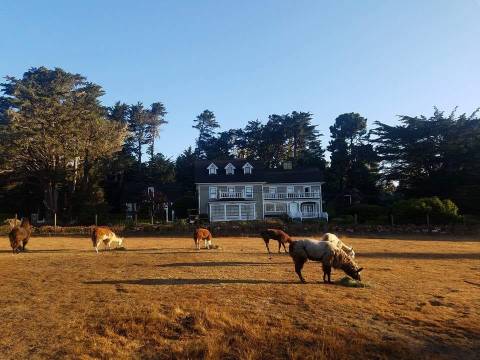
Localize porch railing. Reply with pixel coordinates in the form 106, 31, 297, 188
219, 191, 245, 199
263, 192, 320, 200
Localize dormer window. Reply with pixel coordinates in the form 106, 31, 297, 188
225, 163, 235, 175
242, 162, 253, 175
207, 162, 218, 175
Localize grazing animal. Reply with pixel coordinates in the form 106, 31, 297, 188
4, 218, 21, 229
91, 226, 124, 253
8, 218, 32, 254
260, 229, 292, 254
193, 227, 213, 250
289, 239, 363, 284
320, 232, 355, 258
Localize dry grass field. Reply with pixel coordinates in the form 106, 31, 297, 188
1, 234, 479, 360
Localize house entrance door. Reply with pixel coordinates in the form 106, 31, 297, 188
288, 202, 300, 218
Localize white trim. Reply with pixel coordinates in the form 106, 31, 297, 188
195, 181, 266, 186
265, 182, 323, 186
209, 186, 217, 199
209, 202, 256, 222
242, 162, 253, 174
197, 185, 200, 211
225, 163, 236, 175
245, 185, 253, 199
207, 163, 218, 175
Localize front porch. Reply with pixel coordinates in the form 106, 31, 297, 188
209, 202, 257, 222
264, 201, 326, 220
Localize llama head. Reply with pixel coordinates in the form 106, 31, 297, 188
344, 266, 363, 281
335, 248, 363, 281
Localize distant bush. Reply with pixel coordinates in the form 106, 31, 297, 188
330, 215, 355, 225
346, 204, 388, 223
392, 197, 461, 224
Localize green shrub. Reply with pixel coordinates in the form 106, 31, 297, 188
330, 215, 355, 225
346, 204, 388, 223
392, 197, 461, 224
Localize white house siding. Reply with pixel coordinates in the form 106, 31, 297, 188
197, 182, 323, 222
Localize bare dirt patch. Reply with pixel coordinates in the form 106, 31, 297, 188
1, 235, 479, 359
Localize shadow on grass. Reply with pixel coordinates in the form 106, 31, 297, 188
360, 252, 480, 260
0, 249, 85, 254
157, 261, 290, 268
84, 278, 297, 286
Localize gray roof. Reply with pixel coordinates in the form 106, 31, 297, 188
194, 160, 323, 184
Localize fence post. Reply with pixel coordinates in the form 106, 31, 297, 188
354, 213, 358, 225
95, 214, 98, 226
426, 213, 431, 233
390, 214, 394, 226
54, 213, 57, 232
134, 213, 138, 226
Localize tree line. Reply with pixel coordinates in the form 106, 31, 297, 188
0, 67, 478, 223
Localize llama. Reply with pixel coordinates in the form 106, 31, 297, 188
320, 232, 355, 258
289, 239, 363, 284
4, 218, 21, 230
260, 229, 292, 254
91, 226, 124, 253
193, 227, 213, 250
8, 218, 32, 254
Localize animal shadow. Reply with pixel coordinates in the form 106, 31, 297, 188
84, 278, 296, 286
156, 261, 290, 268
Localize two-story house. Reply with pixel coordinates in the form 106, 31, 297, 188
195, 159, 327, 222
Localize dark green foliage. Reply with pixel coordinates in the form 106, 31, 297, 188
193, 111, 326, 170
193, 110, 220, 158
392, 197, 461, 224
172, 195, 196, 219
346, 204, 388, 223
175, 147, 197, 191
0, 67, 126, 220
373, 108, 480, 214
327, 113, 380, 204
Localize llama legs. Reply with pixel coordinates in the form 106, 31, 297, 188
322, 264, 332, 284
294, 258, 307, 283
264, 239, 271, 254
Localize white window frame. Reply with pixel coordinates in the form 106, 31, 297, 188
225, 163, 235, 175
242, 162, 253, 175
207, 163, 218, 175
209, 186, 217, 199
265, 203, 275, 212
245, 185, 253, 199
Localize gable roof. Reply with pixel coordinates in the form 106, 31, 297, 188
194, 159, 323, 184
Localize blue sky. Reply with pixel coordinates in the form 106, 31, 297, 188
1, 0, 479, 159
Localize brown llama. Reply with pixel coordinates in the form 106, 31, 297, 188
193, 227, 213, 250
8, 218, 32, 254
91, 226, 124, 253
289, 239, 363, 284
260, 228, 292, 254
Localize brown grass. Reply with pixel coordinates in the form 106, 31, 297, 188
1, 235, 479, 359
